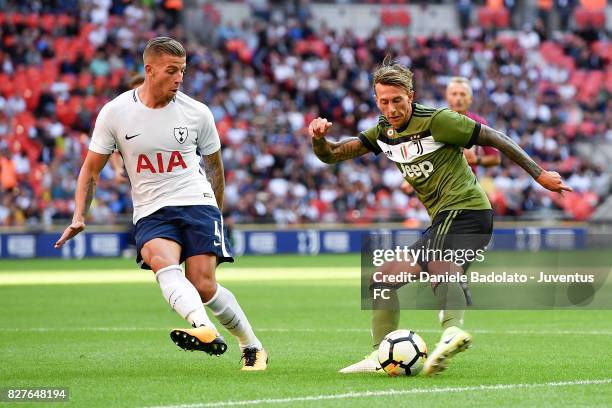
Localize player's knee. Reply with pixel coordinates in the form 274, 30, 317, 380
190, 274, 217, 301
148, 254, 178, 271
141, 241, 180, 271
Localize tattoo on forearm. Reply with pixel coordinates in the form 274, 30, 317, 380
312, 137, 334, 163
476, 126, 542, 179
203, 151, 225, 211
312, 137, 369, 164
82, 178, 96, 218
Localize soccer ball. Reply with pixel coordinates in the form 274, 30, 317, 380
378, 329, 428, 376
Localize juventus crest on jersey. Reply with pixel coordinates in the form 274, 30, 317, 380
89, 89, 221, 224
377, 128, 444, 164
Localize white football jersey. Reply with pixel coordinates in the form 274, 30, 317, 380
89, 89, 221, 223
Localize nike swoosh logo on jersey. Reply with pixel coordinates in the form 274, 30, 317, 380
125, 133, 141, 140
213, 241, 221, 247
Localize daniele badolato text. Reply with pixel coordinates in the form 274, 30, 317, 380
371, 270, 595, 285
370, 247, 595, 284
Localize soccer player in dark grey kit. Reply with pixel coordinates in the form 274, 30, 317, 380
309, 60, 570, 375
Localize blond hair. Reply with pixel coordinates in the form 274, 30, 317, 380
447, 77, 473, 96
143, 37, 186, 61
372, 57, 414, 95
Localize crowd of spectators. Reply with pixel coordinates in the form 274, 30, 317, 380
0, 0, 610, 227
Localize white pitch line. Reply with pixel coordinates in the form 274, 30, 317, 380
145, 378, 612, 408
0, 327, 611, 336
0, 268, 359, 286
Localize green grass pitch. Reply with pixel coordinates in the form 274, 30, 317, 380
1, 255, 611, 407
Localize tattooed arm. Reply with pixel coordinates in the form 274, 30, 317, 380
475, 125, 571, 193
55, 151, 110, 248
308, 117, 369, 164
202, 149, 225, 212
312, 137, 370, 164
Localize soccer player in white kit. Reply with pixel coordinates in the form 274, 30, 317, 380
55, 37, 268, 370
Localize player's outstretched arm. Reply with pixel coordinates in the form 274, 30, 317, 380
54, 151, 110, 248
308, 117, 369, 164
202, 149, 224, 212
475, 125, 572, 193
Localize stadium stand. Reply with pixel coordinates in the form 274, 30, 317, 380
0, 0, 609, 227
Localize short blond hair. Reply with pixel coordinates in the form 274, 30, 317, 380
447, 77, 473, 96
372, 57, 414, 95
143, 37, 186, 61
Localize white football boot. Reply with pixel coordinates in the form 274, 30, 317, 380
423, 326, 472, 376
339, 350, 385, 374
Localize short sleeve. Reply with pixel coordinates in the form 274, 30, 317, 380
89, 104, 116, 154
430, 109, 481, 149
358, 125, 382, 155
197, 106, 222, 155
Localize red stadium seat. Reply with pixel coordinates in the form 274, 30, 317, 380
8, 13, 24, 25
592, 41, 612, 61
57, 14, 74, 27
380, 8, 411, 27
24, 88, 41, 111
1, 81, 14, 98
41, 60, 59, 85
397, 10, 411, 26
94, 75, 107, 93
226, 39, 246, 53
60, 74, 77, 91
84, 95, 98, 112
15, 112, 35, 133
574, 7, 590, 28
494, 8, 509, 28
294, 40, 309, 55
202, 3, 221, 25
478, 7, 495, 29
78, 72, 93, 90
109, 69, 125, 89
566, 193, 595, 221
574, 7, 606, 29
29, 163, 46, 198
310, 40, 328, 57
238, 47, 253, 63
591, 10, 605, 28
539, 41, 563, 61
381, 9, 396, 26
40, 14, 55, 32
25, 13, 39, 27
56, 99, 78, 127
606, 69, 612, 93
215, 117, 232, 140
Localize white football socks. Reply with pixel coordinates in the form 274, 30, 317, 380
205, 284, 262, 351
155, 265, 216, 330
